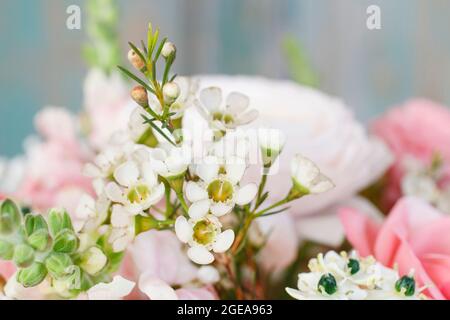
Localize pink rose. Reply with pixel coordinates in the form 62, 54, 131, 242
16, 107, 93, 214
372, 99, 450, 209
340, 196, 450, 299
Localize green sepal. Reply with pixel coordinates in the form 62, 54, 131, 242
52, 229, 79, 254
13, 244, 35, 268
48, 209, 74, 238
0, 199, 22, 234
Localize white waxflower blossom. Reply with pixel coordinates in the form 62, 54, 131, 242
105, 160, 164, 214
74, 192, 110, 232
290, 154, 334, 195
185, 155, 257, 217
175, 214, 235, 265
286, 251, 425, 300
86, 276, 135, 300
108, 208, 136, 252
150, 146, 191, 179
195, 87, 259, 131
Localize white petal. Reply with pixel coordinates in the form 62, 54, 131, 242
212, 230, 235, 253
197, 266, 220, 284
105, 182, 125, 203
187, 246, 214, 265
310, 174, 335, 194
111, 205, 131, 228
114, 161, 139, 187
185, 181, 208, 202
83, 163, 101, 177
145, 183, 165, 206
235, 183, 257, 205
138, 274, 178, 300
175, 216, 193, 243
196, 157, 220, 182
225, 156, 246, 184
226, 92, 249, 114
188, 199, 210, 220
87, 276, 135, 300
210, 202, 233, 217
236, 109, 259, 125
200, 87, 222, 113
141, 162, 158, 186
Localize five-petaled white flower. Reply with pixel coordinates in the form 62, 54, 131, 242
150, 146, 191, 179
290, 154, 334, 195
175, 214, 235, 265
105, 160, 165, 215
195, 87, 259, 131
185, 155, 257, 217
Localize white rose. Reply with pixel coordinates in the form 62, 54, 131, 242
184, 76, 392, 271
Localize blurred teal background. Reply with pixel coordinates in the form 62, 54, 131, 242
1, 0, 450, 156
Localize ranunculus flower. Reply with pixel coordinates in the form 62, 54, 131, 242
340, 196, 450, 300
372, 99, 450, 209
120, 230, 216, 300
15, 107, 94, 215
186, 76, 392, 271
83, 69, 135, 149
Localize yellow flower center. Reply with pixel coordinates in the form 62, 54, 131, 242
212, 112, 234, 125
207, 179, 234, 202
127, 184, 150, 204
193, 220, 217, 245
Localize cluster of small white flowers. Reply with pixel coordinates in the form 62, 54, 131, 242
401, 156, 450, 214
286, 251, 426, 300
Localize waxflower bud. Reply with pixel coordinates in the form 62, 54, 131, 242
131, 85, 149, 107
27, 229, 51, 252
45, 252, 72, 279
0, 199, 22, 234
127, 49, 146, 70
48, 209, 73, 237
161, 41, 176, 58
13, 244, 35, 268
24, 214, 48, 236
0, 240, 14, 260
162, 82, 180, 104
17, 262, 47, 287
258, 129, 285, 169
52, 229, 79, 254
80, 247, 107, 275
347, 258, 360, 275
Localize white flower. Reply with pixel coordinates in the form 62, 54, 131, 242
286, 251, 425, 300
290, 154, 334, 195
108, 211, 136, 252
105, 160, 164, 214
150, 146, 191, 179
190, 76, 393, 246
175, 214, 235, 264
195, 87, 258, 131
87, 276, 135, 300
161, 41, 176, 58
185, 155, 257, 217
74, 193, 110, 232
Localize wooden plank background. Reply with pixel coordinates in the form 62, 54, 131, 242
1, 0, 449, 155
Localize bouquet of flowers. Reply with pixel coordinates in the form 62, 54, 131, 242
1, 5, 449, 300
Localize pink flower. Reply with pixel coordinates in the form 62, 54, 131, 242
120, 230, 217, 300
372, 99, 450, 209
340, 196, 450, 299
15, 107, 93, 215
83, 69, 134, 149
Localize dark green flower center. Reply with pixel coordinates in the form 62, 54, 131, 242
347, 259, 360, 275
395, 275, 415, 296
318, 273, 337, 295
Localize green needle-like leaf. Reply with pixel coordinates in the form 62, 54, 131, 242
117, 66, 155, 94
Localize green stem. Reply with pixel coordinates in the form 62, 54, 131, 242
254, 173, 268, 211
163, 181, 172, 218
176, 193, 189, 213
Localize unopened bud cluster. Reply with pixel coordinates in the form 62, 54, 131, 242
0, 199, 108, 297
